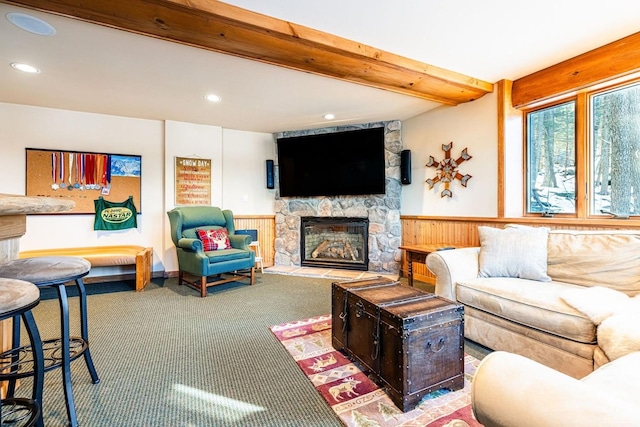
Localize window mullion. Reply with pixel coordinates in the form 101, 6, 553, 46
575, 92, 588, 218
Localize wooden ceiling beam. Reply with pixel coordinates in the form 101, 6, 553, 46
2, 0, 493, 105
512, 31, 640, 108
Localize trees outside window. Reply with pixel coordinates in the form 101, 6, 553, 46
591, 83, 640, 216
526, 102, 575, 214
525, 79, 640, 218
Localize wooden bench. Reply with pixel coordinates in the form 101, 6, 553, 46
19, 245, 153, 292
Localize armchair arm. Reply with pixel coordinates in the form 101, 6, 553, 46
426, 247, 480, 301
229, 234, 251, 250
177, 238, 203, 252
472, 351, 640, 427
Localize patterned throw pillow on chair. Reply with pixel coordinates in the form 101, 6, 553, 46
196, 228, 231, 251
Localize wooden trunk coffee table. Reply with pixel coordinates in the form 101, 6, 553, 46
332, 277, 464, 412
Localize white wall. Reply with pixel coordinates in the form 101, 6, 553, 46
401, 88, 498, 217
221, 128, 276, 213
504, 104, 524, 217
2, 91, 503, 275
0, 103, 274, 275
162, 122, 275, 272
0, 102, 165, 275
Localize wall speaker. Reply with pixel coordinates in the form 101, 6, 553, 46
266, 159, 275, 189
400, 149, 411, 185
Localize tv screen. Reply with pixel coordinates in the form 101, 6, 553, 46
277, 127, 386, 197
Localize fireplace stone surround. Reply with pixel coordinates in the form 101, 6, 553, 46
273, 121, 402, 274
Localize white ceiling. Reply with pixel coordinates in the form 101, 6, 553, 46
1, 1, 639, 133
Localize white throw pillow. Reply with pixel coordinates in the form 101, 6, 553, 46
478, 225, 551, 281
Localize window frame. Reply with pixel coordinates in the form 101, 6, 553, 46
523, 76, 640, 219
523, 96, 579, 218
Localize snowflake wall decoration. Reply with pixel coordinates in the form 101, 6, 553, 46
425, 142, 472, 198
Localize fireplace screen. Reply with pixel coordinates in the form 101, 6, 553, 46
300, 217, 369, 270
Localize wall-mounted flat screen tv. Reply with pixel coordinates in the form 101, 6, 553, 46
277, 127, 386, 197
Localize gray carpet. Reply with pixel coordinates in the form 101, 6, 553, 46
16, 273, 489, 427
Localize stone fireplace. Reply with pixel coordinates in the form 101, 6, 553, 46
301, 217, 369, 270
273, 120, 402, 274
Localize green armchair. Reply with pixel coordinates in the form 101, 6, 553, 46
167, 206, 255, 297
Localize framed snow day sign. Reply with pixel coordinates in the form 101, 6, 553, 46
174, 156, 211, 206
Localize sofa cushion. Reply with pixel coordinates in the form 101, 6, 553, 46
547, 230, 640, 295
478, 225, 551, 281
457, 277, 595, 343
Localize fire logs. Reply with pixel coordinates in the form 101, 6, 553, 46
312, 240, 359, 261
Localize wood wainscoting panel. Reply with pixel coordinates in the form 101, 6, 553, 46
234, 215, 275, 268
400, 216, 640, 284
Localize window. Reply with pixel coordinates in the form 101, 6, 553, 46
525, 78, 640, 218
591, 83, 640, 216
526, 101, 576, 214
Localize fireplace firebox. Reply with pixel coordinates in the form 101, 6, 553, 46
300, 217, 369, 270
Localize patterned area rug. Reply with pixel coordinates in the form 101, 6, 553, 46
270, 315, 483, 427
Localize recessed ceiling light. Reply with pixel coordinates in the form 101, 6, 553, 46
323, 113, 336, 120
11, 62, 40, 73
205, 94, 222, 103
6, 12, 56, 36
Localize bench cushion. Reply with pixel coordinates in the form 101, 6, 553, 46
19, 245, 152, 292
19, 245, 146, 267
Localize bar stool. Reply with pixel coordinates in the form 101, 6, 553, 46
0, 278, 45, 427
0, 256, 100, 427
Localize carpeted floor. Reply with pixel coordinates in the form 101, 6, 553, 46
15, 273, 490, 426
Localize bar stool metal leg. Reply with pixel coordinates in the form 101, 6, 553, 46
75, 277, 100, 383
0, 279, 45, 427
22, 309, 45, 427
1, 310, 45, 427
7, 281, 98, 427
7, 310, 21, 397
0, 256, 99, 427
55, 284, 77, 427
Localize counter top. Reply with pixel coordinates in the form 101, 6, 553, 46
0, 194, 75, 215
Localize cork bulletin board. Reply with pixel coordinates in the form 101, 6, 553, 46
25, 148, 142, 214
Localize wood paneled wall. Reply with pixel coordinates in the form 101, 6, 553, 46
229, 214, 640, 281
234, 215, 276, 267
401, 216, 640, 283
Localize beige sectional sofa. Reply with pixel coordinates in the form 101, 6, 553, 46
471, 351, 640, 426
426, 226, 640, 379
